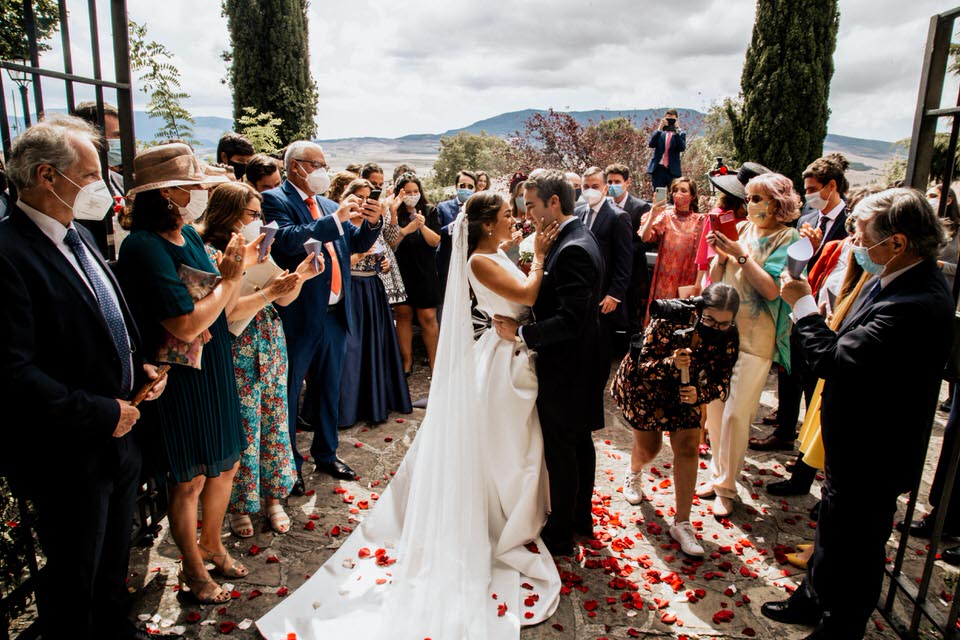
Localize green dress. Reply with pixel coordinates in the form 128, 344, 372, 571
117, 225, 245, 482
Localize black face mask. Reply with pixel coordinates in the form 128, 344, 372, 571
229, 161, 247, 181
575, 187, 583, 201
695, 318, 729, 344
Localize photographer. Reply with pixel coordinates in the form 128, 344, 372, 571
612, 283, 740, 557
645, 109, 686, 190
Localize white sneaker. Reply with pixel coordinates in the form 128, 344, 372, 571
713, 495, 735, 517
670, 521, 705, 557
623, 470, 644, 505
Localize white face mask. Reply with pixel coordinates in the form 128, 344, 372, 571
53, 170, 114, 221
929, 198, 941, 213
806, 188, 828, 211
403, 194, 421, 208
582, 188, 604, 206
236, 218, 261, 243
176, 187, 208, 223
295, 160, 331, 195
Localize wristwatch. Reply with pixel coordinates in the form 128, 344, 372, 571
737, 255, 748, 265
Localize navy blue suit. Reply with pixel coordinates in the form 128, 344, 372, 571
435, 198, 460, 290
262, 180, 380, 471
645, 129, 686, 189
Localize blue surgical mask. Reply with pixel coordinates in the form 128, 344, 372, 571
515, 196, 526, 213
457, 188, 473, 204
607, 184, 624, 199
107, 138, 122, 167
851, 236, 891, 276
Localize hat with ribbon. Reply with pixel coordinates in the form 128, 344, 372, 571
127, 143, 229, 195
708, 162, 770, 201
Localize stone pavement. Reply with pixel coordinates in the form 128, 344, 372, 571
127, 362, 956, 639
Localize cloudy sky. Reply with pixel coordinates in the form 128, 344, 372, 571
18, 0, 959, 142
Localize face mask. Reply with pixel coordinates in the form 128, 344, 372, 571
295, 161, 330, 194
746, 200, 771, 226
236, 218, 261, 243
53, 170, 114, 221
229, 161, 247, 181
456, 188, 473, 204
607, 184, 625, 199
176, 187, 208, 223
582, 188, 603, 206
574, 187, 583, 201
806, 188, 828, 211
929, 198, 941, 213
673, 193, 692, 211
107, 139, 123, 168
696, 318, 729, 344
515, 196, 526, 213
851, 236, 892, 276
403, 194, 421, 208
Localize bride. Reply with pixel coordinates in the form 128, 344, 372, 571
257, 191, 562, 639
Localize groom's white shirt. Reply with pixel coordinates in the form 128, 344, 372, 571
518, 215, 578, 345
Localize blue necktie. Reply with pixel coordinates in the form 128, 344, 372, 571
64, 228, 133, 392
863, 280, 882, 306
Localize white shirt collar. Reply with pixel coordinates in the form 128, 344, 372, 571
880, 259, 922, 290
18, 200, 74, 245
821, 200, 845, 221
290, 181, 312, 202
590, 198, 605, 214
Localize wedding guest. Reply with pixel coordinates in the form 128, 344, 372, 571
0, 116, 167, 640
200, 182, 322, 537
646, 109, 686, 190
699, 172, 800, 516
639, 177, 705, 323
392, 163, 416, 186
246, 154, 282, 193
565, 171, 583, 202
216, 132, 255, 180
360, 163, 407, 303
117, 143, 250, 604
612, 284, 739, 557
261, 141, 382, 487
327, 169, 358, 203
764, 189, 952, 638
927, 183, 960, 292
339, 178, 413, 426
437, 169, 478, 288
360, 162, 385, 189
476, 170, 491, 191
508, 171, 530, 264
387, 172, 441, 374
605, 163, 652, 338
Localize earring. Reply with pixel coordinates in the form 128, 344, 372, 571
167, 199, 174, 210
488, 230, 492, 236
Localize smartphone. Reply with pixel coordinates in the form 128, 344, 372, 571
368, 189, 382, 202
708, 212, 721, 230
655, 187, 668, 204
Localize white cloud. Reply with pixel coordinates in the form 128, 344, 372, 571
13, 0, 957, 142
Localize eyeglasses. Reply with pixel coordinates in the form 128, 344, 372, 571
457, 183, 475, 190
243, 209, 262, 219
745, 194, 767, 204
295, 158, 328, 171
700, 314, 734, 331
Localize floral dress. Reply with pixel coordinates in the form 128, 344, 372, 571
205, 245, 296, 513
612, 316, 739, 431
642, 207, 705, 322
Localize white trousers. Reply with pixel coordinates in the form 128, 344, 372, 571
706, 351, 772, 499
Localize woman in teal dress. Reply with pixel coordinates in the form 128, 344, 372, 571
199, 182, 321, 538
117, 143, 258, 605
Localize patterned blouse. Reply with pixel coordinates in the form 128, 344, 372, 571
612, 316, 740, 431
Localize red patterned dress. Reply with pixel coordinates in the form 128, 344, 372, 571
643, 207, 705, 323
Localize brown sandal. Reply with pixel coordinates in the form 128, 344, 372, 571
177, 567, 231, 604
199, 543, 248, 579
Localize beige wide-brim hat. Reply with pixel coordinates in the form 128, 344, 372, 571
127, 142, 229, 195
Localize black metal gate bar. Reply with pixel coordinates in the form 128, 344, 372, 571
58, 0, 75, 112
110, 0, 135, 190
0, 72, 10, 160
21, 0, 44, 118
0, 62, 130, 90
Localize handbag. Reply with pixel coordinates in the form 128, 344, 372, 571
156, 264, 222, 369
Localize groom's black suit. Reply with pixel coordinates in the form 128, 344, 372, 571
522, 217, 603, 549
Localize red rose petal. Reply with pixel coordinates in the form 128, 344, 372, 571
743, 628, 757, 637
266, 555, 280, 563
230, 589, 241, 599
330, 526, 342, 536
276, 586, 289, 597
497, 603, 508, 617
218, 621, 237, 634
524, 612, 534, 619
304, 521, 316, 531
186, 611, 201, 623
358, 548, 371, 558
248, 545, 260, 556
248, 589, 262, 599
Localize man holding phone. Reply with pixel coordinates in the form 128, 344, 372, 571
646, 109, 686, 190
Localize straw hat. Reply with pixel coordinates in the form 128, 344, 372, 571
127, 143, 229, 195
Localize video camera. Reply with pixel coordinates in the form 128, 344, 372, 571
648, 297, 703, 324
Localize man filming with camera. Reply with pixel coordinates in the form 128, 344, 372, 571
612, 283, 740, 557
646, 109, 686, 190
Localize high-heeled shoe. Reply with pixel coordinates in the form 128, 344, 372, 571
199, 543, 248, 579
797, 543, 812, 552
785, 552, 809, 570
177, 565, 231, 604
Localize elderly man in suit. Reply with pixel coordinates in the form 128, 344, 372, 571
262, 141, 382, 489
604, 163, 652, 339
0, 116, 167, 640
575, 166, 632, 429
646, 109, 686, 190
762, 189, 954, 639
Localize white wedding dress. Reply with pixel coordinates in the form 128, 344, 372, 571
256, 218, 561, 639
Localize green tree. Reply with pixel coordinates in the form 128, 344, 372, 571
222, 0, 318, 145
882, 134, 960, 187
129, 20, 197, 146
0, 0, 60, 61
432, 130, 513, 185
237, 106, 283, 155
684, 98, 740, 194
728, 0, 840, 187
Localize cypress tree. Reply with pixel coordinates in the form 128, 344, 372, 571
223, 0, 319, 145
728, 0, 840, 187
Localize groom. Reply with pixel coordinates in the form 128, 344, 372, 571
494, 169, 603, 555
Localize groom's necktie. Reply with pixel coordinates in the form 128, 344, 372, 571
64, 228, 133, 392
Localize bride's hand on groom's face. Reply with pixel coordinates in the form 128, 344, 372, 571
534, 218, 560, 259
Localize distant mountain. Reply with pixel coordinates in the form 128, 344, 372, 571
432, 108, 704, 138
821, 133, 896, 161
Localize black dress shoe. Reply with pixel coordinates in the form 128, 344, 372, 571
760, 599, 821, 626
896, 513, 958, 538
942, 545, 960, 566
766, 478, 812, 497
316, 458, 359, 481
809, 500, 821, 521
289, 475, 306, 497
749, 433, 795, 451
541, 534, 575, 557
